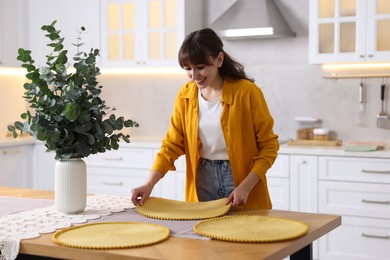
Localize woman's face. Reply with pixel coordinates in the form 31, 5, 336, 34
183, 53, 224, 90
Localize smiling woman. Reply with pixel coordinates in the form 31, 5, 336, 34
131, 28, 279, 210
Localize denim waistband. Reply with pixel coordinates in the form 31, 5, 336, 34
200, 158, 229, 165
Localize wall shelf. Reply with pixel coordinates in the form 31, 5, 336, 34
322, 63, 390, 79
323, 73, 390, 79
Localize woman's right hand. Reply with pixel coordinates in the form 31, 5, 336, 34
131, 170, 163, 206
131, 183, 153, 206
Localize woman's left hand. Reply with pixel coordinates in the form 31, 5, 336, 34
226, 186, 250, 207
226, 172, 260, 208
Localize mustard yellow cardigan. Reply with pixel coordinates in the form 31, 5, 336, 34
152, 79, 279, 209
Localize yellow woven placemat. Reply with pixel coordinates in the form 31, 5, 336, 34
136, 197, 232, 220
194, 215, 309, 243
52, 222, 170, 249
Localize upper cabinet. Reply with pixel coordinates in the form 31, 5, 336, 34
1, 0, 200, 68
309, 0, 390, 64
0, 0, 29, 67
27, 0, 101, 67
100, 0, 203, 67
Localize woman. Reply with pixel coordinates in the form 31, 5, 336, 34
131, 28, 279, 209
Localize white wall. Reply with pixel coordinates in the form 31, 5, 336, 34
2, 0, 390, 144
0, 75, 27, 137
98, 73, 188, 137
98, 0, 390, 143
203, 0, 390, 142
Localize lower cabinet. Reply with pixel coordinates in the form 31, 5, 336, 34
0, 144, 33, 188
318, 156, 390, 260
30, 141, 390, 260
319, 216, 390, 260
33, 142, 56, 190
270, 153, 390, 260
152, 149, 186, 201
32, 142, 186, 200
289, 154, 319, 260
267, 154, 290, 210
84, 144, 186, 200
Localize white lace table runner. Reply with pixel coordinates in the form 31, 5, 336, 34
0, 194, 133, 260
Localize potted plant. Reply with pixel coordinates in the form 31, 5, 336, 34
8, 20, 139, 213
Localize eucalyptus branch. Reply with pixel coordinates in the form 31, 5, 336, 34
8, 20, 139, 160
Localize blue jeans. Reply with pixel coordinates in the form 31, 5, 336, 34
196, 158, 235, 201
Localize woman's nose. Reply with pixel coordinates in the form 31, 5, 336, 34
191, 70, 199, 80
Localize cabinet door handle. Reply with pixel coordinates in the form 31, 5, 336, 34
102, 156, 123, 161
103, 181, 124, 186
361, 169, 390, 174
361, 199, 390, 204
2, 149, 21, 155
361, 233, 389, 239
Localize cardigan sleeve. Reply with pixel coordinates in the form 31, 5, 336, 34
249, 84, 279, 180
151, 88, 186, 175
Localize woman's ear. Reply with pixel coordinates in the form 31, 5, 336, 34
217, 52, 224, 68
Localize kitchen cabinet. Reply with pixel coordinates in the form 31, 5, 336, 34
26, 0, 101, 67
290, 155, 318, 213
266, 154, 290, 210
85, 146, 155, 196
266, 154, 320, 259
318, 156, 390, 260
309, 0, 390, 64
0, 0, 29, 67
152, 149, 186, 200
0, 144, 33, 188
100, 0, 202, 67
84, 143, 186, 200
32, 141, 186, 199
28, 138, 390, 260
275, 147, 390, 260
33, 142, 56, 190
289, 154, 319, 260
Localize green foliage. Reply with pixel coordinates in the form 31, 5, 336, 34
8, 20, 139, 160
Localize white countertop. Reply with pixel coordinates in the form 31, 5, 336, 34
0, 136, 163, 149
0, 136, 35, 148
1, 136, 390, 158
279, 144, 390, 158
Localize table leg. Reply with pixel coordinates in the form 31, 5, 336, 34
290, 243, 312, 260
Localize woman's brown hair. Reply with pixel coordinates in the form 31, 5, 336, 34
178, 28, 254, 82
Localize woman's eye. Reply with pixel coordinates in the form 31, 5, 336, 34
196, 66, 205, 70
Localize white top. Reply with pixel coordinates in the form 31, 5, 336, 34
198, 91, 228, 160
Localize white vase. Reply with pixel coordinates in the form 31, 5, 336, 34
55, 158, 87, 214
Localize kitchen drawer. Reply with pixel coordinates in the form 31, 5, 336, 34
319, 156, 390, 184
319, 216, 390, 260
267, 154, 289, 178
319, 181, 390, 219
85, 148, 154, 169
87, 167, 152, 196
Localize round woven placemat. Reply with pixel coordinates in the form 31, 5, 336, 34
52, 222, 170, 249
194, 215, 309, 242
136, 197, 232, 220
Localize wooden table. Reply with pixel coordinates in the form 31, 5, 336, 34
1, 187, 341, 260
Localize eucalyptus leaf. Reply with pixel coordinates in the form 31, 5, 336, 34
7, 20, 138, 160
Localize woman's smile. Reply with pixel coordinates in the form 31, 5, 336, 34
195, 77, 207, 86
